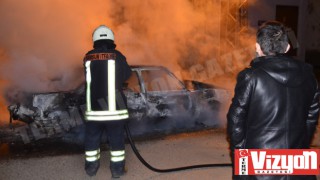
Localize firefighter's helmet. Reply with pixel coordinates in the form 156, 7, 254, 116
92, 25, 114, 42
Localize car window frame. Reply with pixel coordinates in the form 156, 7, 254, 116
133, 67, 187, 94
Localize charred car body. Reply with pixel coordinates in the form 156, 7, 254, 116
7, 66, 230, 144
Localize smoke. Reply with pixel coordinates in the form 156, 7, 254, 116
0, 0, 99, 93
0, 0, 257, 123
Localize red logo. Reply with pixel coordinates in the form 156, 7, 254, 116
234, 149, 320, 175
238, 149, 250, 157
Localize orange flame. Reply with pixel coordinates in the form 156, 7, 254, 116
0, 0, 257, 123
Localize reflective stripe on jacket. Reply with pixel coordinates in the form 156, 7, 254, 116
84, 50, 131, 121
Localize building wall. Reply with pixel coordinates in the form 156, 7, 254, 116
305, 0, 320, 69
306, 0, 320, 51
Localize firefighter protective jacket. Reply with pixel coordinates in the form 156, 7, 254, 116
83, 43, 132, 121
227, 55, 319, 180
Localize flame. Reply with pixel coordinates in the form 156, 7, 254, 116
0, 0, 257, 123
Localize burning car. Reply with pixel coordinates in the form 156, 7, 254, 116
6, 66, 230, 144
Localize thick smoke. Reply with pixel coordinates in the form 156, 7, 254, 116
0, 0, 256, 123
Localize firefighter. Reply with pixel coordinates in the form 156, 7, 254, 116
83, 25, 132, 178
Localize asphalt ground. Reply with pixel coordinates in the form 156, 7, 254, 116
0, 128, 319, 180
0, 129, 232, 180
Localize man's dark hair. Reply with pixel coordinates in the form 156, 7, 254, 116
257, 21, 289, 55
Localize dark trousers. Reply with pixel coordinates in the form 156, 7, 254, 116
84, 120, 125, 152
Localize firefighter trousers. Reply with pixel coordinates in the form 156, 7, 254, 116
84, 120, 125, 164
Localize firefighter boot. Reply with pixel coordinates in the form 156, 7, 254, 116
110, 161, 126, 178
85, 160, 100, 177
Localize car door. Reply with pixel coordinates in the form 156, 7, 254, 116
124, 70, 147, 121
138, 67, 193, 121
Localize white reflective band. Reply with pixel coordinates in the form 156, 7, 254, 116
110, 150, 125, 156
85, 149, 100, 156
86, 154, 100, 162
111, 156, 125, 162
85, 114, 129, 121
85, 61, 92, 112
85, 59, 129, 122
108, 60, 116, 111
86, 110, 128, 116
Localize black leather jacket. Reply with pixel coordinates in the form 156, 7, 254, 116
227, 55, 319, 180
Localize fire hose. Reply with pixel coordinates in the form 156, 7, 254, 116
125, 124, 232, 173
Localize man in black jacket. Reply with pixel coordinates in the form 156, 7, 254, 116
227, 21, 319, 180
83, 25, 131, 178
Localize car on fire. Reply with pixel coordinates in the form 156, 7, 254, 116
6, 66, 230, 143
